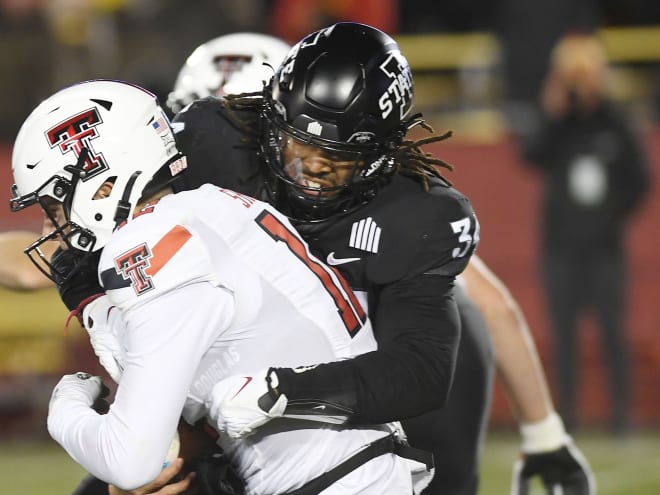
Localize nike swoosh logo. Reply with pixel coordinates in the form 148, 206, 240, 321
231, 376, 253, 400
26, 160, 42, 169
326, 251, 361, 266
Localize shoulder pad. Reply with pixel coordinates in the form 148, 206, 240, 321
172, 97, 264, 195
99, 202, 215, 310
363, 175, 479, 284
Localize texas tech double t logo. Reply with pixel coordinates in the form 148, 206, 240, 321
115, 243, 154, 295
46, 108, 108, 180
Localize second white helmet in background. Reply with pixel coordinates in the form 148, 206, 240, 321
167, 32, 291, 113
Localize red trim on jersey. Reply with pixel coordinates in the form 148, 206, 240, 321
146, 225, 192, 277
256, 210, 365, 336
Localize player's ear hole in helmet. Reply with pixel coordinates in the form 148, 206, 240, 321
10, 79, 187, 284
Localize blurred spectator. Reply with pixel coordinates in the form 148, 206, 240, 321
523, 32, 650, 434
599, 0, 660, 25
0, 0, 270, 137
0, 0, 52, 140
269, 0, 398, 44
43, 0, 128, 91
495, 0, 599, 139
398, 0, 494, 33
118, 0, 269, 104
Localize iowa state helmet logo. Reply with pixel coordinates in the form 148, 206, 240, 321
378, 53, 413, 120
46, 107, 108, 180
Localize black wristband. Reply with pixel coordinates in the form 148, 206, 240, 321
268, 365, 359, 420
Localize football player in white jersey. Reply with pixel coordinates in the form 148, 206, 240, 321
10, 79, 427, 494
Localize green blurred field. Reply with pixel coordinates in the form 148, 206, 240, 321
1, 430, 659, 494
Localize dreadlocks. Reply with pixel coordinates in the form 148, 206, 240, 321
396, 116, 454, 190
222, 92, 264, 140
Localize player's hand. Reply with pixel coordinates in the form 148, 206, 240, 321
82, 295, 124, 383
47, 373, 110, 445
207, 369, 287, 438
48, 372, 109, 416
512, 412, 595, 495
109, 458, 195, 495
50, 247, 103, 311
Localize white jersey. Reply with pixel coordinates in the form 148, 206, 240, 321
47, 184, 412, 494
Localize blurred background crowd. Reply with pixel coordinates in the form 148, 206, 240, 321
1, 0, 659, 140
1, 0, 659, 453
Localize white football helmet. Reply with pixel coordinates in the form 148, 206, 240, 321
10, 79, 186, 279
166, 32, 291, 113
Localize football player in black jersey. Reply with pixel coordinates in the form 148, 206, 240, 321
174, 24, 594, 495
176, 25, 480, 493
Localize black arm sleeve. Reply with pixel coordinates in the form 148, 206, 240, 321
273, 274, 461, 424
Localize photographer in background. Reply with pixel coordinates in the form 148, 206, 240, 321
523, 32, 650, 434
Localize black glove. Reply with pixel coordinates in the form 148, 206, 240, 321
92, 381, 111, 414
194, 451, 246, 495
50, 248, 103, 311
512, 442, 595, 495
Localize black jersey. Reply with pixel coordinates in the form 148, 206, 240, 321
296, 173, 478, 288
171, 96, 264, 197
288, 174, 479, 421
173, 97, 480, 422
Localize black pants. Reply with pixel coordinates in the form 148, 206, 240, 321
403, 285, 495, 495
542, 247, 630, 432
71, 474, 107, 495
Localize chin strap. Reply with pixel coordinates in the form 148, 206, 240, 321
113, 171, 142, 226
62, 147, 90, 218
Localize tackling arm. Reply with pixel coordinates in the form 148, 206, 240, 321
349, 273, 460, 422
209, 273, 461, 431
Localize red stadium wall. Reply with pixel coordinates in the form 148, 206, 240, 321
435, 129, 660, 429
1, 129, 658, 429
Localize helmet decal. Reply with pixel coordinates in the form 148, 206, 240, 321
378, 53, 413, 120
151, 114, 177, 151
347, 132, 375, 144
306, 121, 323, 136
114, 243, 154, 295
46, 107, 108, 181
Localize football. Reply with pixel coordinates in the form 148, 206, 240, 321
162, 431, 180, 468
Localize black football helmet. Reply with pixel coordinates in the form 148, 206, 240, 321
261, 22, 415, 220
